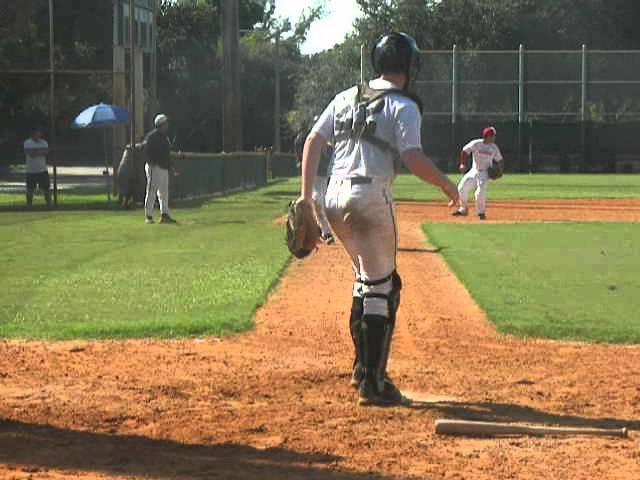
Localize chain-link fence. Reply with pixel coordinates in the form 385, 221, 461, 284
0, 1, 298, 209
412, 47, 640, 172
0, 0, 154, 208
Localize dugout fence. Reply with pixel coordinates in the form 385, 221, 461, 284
171, 151, 296, 200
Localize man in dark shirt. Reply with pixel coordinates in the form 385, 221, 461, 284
144, 114, 176, 224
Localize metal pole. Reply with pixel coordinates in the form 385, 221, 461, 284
151, 0, 158, 112
451, 44, 458, 124
581, 44, 588, 171
274, 30, 281, 153
360, 43, 365, 84
129, 0, 136, 147
518, 44, 525, 172
104, 129, 111, 202
48, 0, 57, 206
581, 44, 588, 122
518, 44, 525, 124
451, 45, 458, 172
529, 120, 533, 174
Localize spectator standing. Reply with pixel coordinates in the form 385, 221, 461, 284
23, 127, 51, 207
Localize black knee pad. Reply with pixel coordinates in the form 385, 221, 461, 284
389, 270, 402, 319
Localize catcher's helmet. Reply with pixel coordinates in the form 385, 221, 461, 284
371, 32, 421, 89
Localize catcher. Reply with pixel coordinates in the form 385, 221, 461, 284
289, 32, 459, 406
452, 126, 504, 220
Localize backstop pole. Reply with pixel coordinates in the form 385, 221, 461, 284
48, 0, 57, 205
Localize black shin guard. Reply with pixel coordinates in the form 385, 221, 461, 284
350, 296, 364, 366
375, 271, 401, 387
356, 271, 403, 392
375, 315, 396, 391
359, 314, 387, 385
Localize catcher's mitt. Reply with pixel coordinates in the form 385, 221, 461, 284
488, 160, 504, 180
286, 199, 321, 259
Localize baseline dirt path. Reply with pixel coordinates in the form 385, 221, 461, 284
1, 200, 639, 480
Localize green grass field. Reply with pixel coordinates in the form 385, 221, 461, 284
0, 181, 299, 340
393, 173, 640, 201
1, 174, 639, 342
424, 223, 640, 343
0, 192, 109, 209
3, 173, 639, 210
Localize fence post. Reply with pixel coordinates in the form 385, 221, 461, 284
360, 44, 365, 84
518, 44, 526, 172
274, 30, 281, 153
265, 149, 272, 183
48, 0, 57, 206
581, 45, 588, 123
451, 44, 458, 171
451, 44, 458, 124
580, 44, 588, 171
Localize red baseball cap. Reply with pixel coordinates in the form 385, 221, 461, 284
482, 127, 497, 138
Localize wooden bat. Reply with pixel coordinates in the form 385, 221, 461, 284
435, 419, 628, 438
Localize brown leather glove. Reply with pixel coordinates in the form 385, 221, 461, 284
286, 198, 321, 259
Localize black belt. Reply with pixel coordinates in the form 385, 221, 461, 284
349, 177, 372, 185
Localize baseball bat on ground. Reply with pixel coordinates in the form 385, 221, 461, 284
435, 419, 628, 438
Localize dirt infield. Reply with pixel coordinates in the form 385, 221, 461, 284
1, 200, 640, 480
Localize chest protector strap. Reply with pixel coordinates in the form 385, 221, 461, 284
334, 84, 423, 159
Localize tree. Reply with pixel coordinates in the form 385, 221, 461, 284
289, 36, 362, 134
0, 0, 114, 165
157, 0, 319, 151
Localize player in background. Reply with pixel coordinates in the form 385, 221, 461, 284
453, 127, 503, 220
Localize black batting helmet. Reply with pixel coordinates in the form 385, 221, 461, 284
371, 32, 421, 88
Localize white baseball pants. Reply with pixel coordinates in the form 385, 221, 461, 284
457, 169, 489, 215
312, 175, 332, 237
145, 164, 170, 217
325, 177, 397, 318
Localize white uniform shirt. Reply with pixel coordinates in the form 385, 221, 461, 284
24, 138, 49, 174
311, 78, 422, 178
463, 139, 503, 171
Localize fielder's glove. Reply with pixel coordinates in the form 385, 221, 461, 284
488, 160, 504, 180
286, 198, 321, 259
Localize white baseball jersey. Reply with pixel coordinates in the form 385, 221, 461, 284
311, 78, 422, 178
463, 139, 503, 171
24, 138, 48, 174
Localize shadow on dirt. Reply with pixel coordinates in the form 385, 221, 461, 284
398, 247, 444, 254
0, 419, 390, 480
402, 399, 640, 431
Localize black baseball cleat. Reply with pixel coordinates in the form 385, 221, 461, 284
160, 214, 177, 224
322, 233, 336, 245
452, 210, 468, 217
358, 377, 405, 407
350, 363, 364, 388
478, 213, 487, 220
325, 233, 336, 245
145, 216, 155, 224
